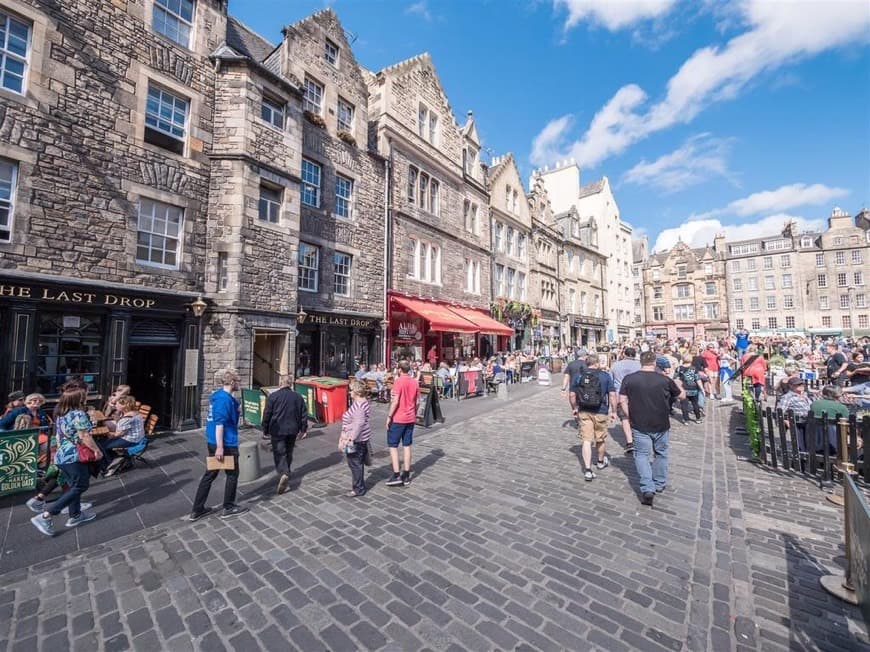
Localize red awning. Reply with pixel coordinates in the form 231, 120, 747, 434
446, 306, 515, 337
391, 295, 478, 333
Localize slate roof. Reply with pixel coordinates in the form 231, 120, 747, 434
226, 16, 275, 62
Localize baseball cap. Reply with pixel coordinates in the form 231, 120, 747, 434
7, 391, 24, 402
656, 356, 671, 370
787, 376, 805, 388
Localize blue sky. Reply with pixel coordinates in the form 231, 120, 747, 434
231, 0, 870, 252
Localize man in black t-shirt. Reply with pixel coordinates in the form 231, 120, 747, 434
825, 342, 848, 387
619, 351, 684, 506
561, 352, 587, 408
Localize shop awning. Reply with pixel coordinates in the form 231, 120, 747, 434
446, 306, 515, 337
390, 295, 478, 333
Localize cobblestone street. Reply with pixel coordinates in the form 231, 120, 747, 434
0, 385, 866, 651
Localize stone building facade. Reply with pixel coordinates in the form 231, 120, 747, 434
528, 175, 562, 351
643, 238, 729, 341
278, 9, 385, 377
725, 208, 870, 338
369, 53, 508, 364
488, 153, 533, 349
0, 0, 228, 428
632, 237, 649, 339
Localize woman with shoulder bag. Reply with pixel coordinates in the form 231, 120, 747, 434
338, 380, 372, 497
30, 384, 102, 536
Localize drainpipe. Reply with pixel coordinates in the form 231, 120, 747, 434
383, 136, 393, 366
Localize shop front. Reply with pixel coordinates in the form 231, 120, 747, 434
0, 273, 203, 430
295, 310, 381, 379
574, 316, 606, 348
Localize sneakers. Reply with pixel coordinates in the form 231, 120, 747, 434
584, 469, 596, 482
641, 492, 655, 506
401, 470, 411, 486
219, 504, 249, 519
103, 457, 125, 477
276, 474, 290, 495
65, 511, 97, 528
385, 473, 404, 487
655, 486, 666, 494
26, 497, 45, 513
595, 456, 610, 470
623, 443, 634, 456
188, 507, 213, 522
30, 514, 54, 537
61, 502, 92, 515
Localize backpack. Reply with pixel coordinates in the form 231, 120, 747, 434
573, 370, 604, 410
678, 366, 699, 394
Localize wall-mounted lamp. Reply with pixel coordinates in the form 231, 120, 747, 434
189, 296, 207, 318
297, 307, 308, 324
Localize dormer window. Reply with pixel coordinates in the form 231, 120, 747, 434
324, 38, 339, 66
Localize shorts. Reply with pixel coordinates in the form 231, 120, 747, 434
578, 412, 609, 445
387, 422, 415, 448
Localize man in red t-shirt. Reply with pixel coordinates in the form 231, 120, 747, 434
701, 344, 720, 398
386, 360, 420, 486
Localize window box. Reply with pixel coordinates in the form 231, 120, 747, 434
303, 110, 326, 128
337, 130, 356, 147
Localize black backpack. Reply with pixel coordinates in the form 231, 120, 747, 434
678, 366, 699, 392
573, 370, 603, 410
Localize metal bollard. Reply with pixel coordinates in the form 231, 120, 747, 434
237, 440, 261, 483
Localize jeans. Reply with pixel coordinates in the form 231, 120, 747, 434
49, 462, 90, 517
98, 437, 136, 470
697, 391, 706, 410
192, 444, 239, 512
270, 435, 297, 478
346, 441, 368, 495
681, 395, 701, 420
632, 429, 669, 495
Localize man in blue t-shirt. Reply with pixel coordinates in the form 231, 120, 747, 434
569, 355, 617, 481
735, 328, 750, 358
190, 368, 248, 521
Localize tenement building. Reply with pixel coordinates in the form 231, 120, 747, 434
488, 154, 534, 350
533, 161, 635, 341
632, 237, 649, 340
368, 53, 510, 365
643, 238, 729, 341
0, 0, 228, 429
528, 175, 563, 352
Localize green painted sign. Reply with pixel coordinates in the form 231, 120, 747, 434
0, 428, 41, 496
241, 389, 264, 427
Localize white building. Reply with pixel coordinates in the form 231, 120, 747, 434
532, 161, 634, 341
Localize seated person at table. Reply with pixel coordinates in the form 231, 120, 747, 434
102, 384, 131, 432
0, 393, 53, 467
354, 363, 368, 382
436, 362, 453, 397
809, 385, 850, 454
2, 390, 25, 417
98, 396, 145, 476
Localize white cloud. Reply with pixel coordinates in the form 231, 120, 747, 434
692, 182, 849, 220
622, 133, 735, 193
533, 0, 870, 167
653, 213, 826, 251
405, 1, 432, 22
555, 0, 678, 31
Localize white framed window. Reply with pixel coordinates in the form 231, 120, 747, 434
152, 0, 194, 48
704, 263, 713, 275
859, 314, 869, 328
136, 198, 183, 269
801, 236, 814, 248
494, 264, 504, 296
822, 316, 831, 328
763, 256, 773, 270
764, 239, 789, 251
506, 227, 515, 256
334, 174, 353, 218
407, 238, 440, 284
705, 281, 716, 296
506, 268, 516, 299
840, 294, 851, 309
324, 38, 339, 67
730, 243, 759, 255
418, 172, 428, 209
784, 295, 794, 309
407, 166, 417, 204
568, 288, 576, 313
818, 274, 827, 288
819, 296, 829, 310
0, 11, 30, 94
652, 268, 660, 281
747, 277, 758, 291
858, 294, 867, 309
837, 272, 847, 287
464, 201, 479, 234
735, 318, 744, 330
429, 179, 440, 215
676, 264, 687, 279
298, 243, 319, 292
145, 83, 188, 155
518, 234, 527, 259
258, 184, 281, 223
764, 276, 775, 290
334, 252, 351, 296
653, 307, 664, 321
842, 315, 851, 329
428, 113, 438, 145
464, 259, 480, 294
301, 159, 321, 207
673, 284, 691, 298
494, 223, 503, 252
733, 298, 744, 312
653, 286, 663, 300
766, 296, 776, 310
854, 271, 865, 286
816, 253, 825, 267
780, 254, 791, 268
768, 317, 777, 329
731, 260, 741, 273
303, 77, 323, 114
835, 251, 846, 265
852, 250, 863, 265
785, 316, 795, 329
782, 274, 793, 289
0, 158, 17, 242
517, 272, 527, 301
746, 259, 757, 271
751, 318, 760, 330
418, 104, 428, 140
261, 96, 285, 129
704, 303, 719, 319
749, 297, 759, 311
674, 304, 694, 320
216, 252, 228, 292
732, 278, 742, 291
337, 98, 354, 133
